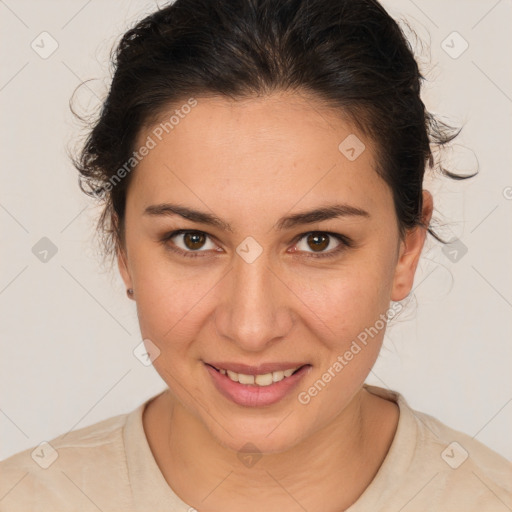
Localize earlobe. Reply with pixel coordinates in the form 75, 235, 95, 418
390, 234, 422, 301
391, 190, 433, 301
113, 210, 135, 300
117, 246, 134, 298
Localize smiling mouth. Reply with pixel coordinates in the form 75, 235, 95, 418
206, 363, 309, 387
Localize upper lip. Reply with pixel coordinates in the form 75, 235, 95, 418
206, 361, 310, 375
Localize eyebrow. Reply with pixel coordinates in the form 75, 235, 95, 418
143, 202, 370, 232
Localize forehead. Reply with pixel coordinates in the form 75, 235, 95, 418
129, 92, 390, 219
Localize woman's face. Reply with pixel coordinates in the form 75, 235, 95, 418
118, 91, 428, 453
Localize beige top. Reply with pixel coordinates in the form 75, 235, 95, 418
1, 385, 511, 511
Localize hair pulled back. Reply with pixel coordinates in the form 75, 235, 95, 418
72, 0, 474, 263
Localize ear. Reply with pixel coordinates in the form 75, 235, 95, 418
391, 190, 433, 301
117, 244, 134, 299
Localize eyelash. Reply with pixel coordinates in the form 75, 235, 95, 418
160, 229, 352, 260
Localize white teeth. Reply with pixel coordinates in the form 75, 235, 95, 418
272, 370, 284, 382
226, 370, 238, 382
254, 373, 273, 386
219, 366, 302, 386
238, 373, 255, 385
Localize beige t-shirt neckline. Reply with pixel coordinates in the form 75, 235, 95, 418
123, 384, 414, 511
2, 383, 510, 510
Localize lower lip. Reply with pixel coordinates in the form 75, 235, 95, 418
205, 363, 311, 407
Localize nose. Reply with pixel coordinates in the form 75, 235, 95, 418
214, 249, 294, 352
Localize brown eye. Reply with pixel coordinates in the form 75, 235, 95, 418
293, 231, 350, 259
161, 230, 218, 258
306, 233, 330, 252
183, 232, 207, 250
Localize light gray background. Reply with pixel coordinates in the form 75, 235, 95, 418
1, 0, 511, 463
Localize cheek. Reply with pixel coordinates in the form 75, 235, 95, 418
302, 262, 394, 342
130, 248, 220, 354
135, 273, 203, 341
294, 270, 393, 421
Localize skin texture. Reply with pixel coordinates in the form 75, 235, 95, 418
117, 91, 433, 511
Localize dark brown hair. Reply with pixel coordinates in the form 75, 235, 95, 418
71, 0, 475, 265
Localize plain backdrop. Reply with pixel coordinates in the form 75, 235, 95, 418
1, 0, 511, 462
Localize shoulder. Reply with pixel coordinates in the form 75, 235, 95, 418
0, 410, 134, 511
361, 385, 512, 511
412, 406, 512, 500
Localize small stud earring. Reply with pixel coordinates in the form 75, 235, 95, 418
127, 288, 134, 297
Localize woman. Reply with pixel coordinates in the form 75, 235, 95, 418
1, 0, 510, 510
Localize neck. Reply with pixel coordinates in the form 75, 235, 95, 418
144, 386, 398, 512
